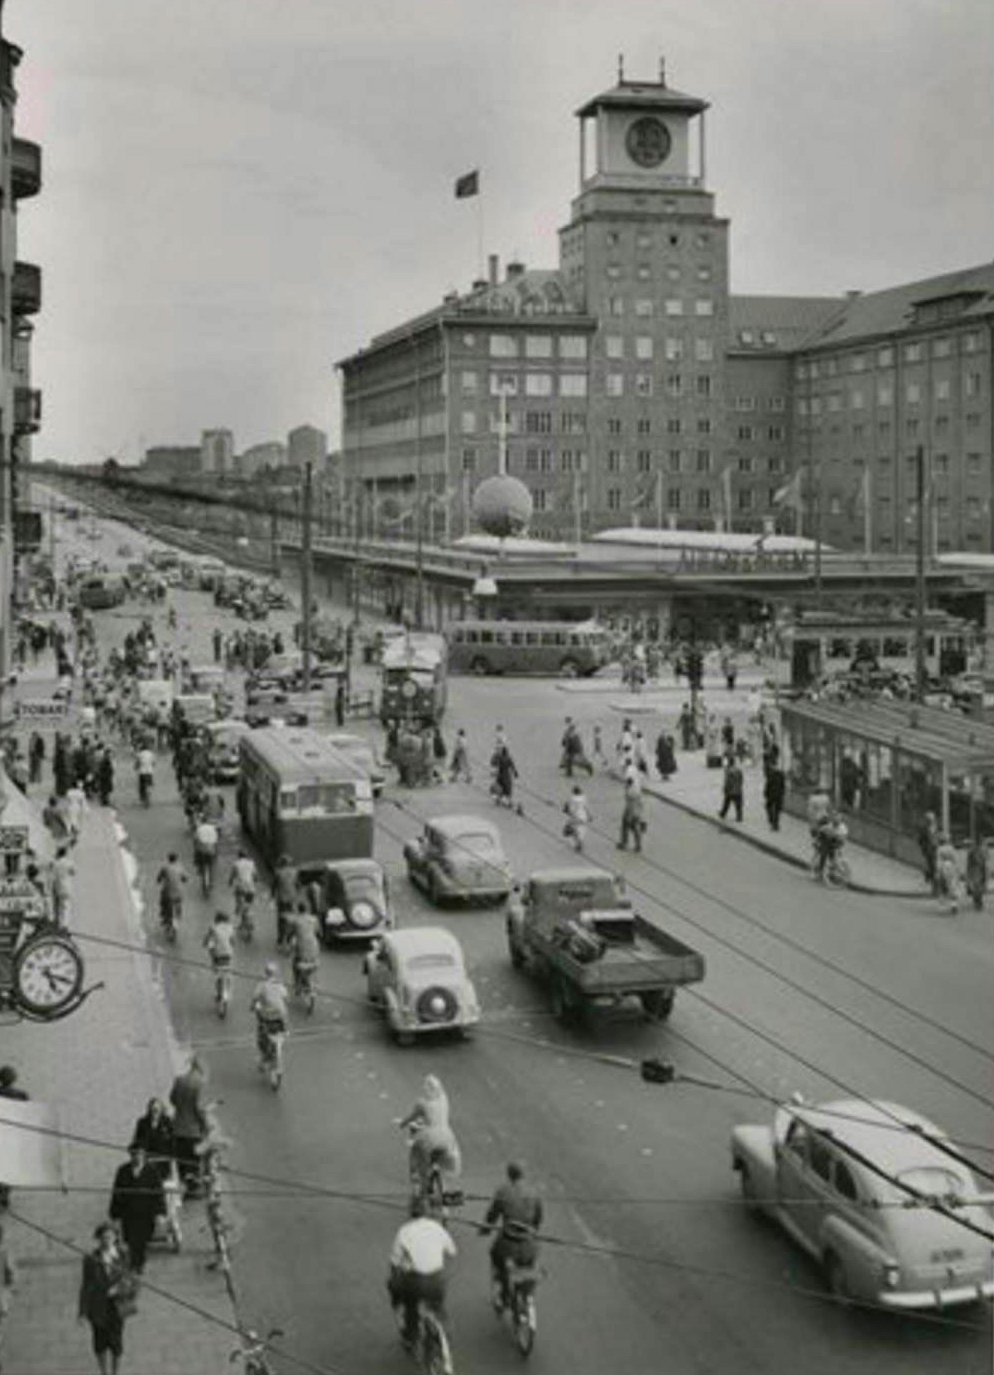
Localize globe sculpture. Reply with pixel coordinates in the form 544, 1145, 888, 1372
471, 474, 533, 538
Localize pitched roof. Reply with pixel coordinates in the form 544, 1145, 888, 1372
576, 78, 708, 118
729, 295, 847, 351
801, 260, 994, 348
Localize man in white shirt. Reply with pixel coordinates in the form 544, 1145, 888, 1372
388, 1198, 456, 1349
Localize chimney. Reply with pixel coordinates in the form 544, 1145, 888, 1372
506, 260, 525, 279
488, 253, 499, 287
442, 290, 459, 304
472, 278, 488, 293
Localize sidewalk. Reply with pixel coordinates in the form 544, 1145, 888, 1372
615, 750, 925, 898
2, 761, 237, 1368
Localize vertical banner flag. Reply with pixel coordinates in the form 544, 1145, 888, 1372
721, 464, 733, 528
454, 169, 479, 199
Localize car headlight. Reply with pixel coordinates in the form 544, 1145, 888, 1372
881, 1262, 901, 1289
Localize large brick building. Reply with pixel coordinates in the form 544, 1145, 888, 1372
337, 66, 992, 554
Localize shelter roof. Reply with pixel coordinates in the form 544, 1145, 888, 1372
575, 78, 708, 118
779, 700, 994, 770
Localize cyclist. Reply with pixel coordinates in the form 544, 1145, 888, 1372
156, 852, 187, 930
203, 910, 235, 1011
250, 962, 288, 1071
813, 807, 848, 880
481, 1161, 542, 1310
271, 853, 297, 950
398, 1074, 462, 1202
388, 1195, 456, 1352
229, 849, 258, 920
193, 815, 219, 895
287, 900, 321, 1001
135, 741, 156, 805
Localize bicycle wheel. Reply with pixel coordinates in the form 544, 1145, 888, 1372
513, 1288, 535, 1357
421, 1314, 451, 1375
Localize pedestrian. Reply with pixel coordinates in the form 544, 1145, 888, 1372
0, 1221, 14, 1373
917, 811, 939, 892
432, 724, 447, 771
719, 758, 744, 822
617, 765, 645, 853
130, 1099, 175, 1182
763, 761, 785, 831
168, 1055, 209, 1197
334, 677, 346, 729
965, 836, 988, 912
212, 626, 222, 664
27, 731, 45, 785
449, 729, 471, 783
65, 781, 87, 845
7, 754, 27, 795
96, 749, 114, 807
490, 743, 519, 811
677, 703, 695, 752
934, 832, 962, 915
78, 1220, 132, 1375
633, 729, 649, 775
271, 853, 297, 950
720, 716, 735, 757
563, 784, 592, 853
591, 723, 607, 769
655, 731, 676, 780
721, 647, 738, 691
52, 845, 76, 927
616, 718, 634, 762
108, 1143, 164, 1273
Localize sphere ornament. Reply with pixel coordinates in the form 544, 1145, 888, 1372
471, 475, 533, 538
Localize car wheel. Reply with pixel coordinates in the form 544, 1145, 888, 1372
640, 989, 675, 1022
825, 1253, 851, 1305
392, 1028, 415, 1047
559, 658, 580, 678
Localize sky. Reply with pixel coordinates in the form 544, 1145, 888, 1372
10, 0, 994, 466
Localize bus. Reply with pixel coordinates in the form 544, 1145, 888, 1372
77, 573, 127, 610
237, 727, 373, 870
446, 618, 610, 678
379, 633, 447, 725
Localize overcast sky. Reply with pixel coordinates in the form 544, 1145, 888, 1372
11, 0, 994, 466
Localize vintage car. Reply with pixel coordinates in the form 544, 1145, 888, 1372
731, 1097, 994, 1310
326, 732, 386, 798
297, 857, 392, 944
204, 718, 250, 784
403, 815, 512, 906
363, 926, 479, 1043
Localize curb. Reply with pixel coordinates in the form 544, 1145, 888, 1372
612, 770, 927, 899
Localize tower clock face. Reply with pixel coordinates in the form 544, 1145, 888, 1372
626, 117, 671, 168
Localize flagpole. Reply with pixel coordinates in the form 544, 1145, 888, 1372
655, 470, 663, 530
477, 193, 484, 284
573, 472, 582, 547
863, 466, 871, 556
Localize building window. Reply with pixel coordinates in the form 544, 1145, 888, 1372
697, 265, 712, 281
524, 335, 552, 360
525, 410, 552, 434
561, 449, 585, 472
636, 449, 652, 473
636, 264, 651, 280
664, 298, 684, 317
878, 383, 893, 406
665, 265, 681, 281
877, 345, 894, 367
605, 335, 624, 359
966, 497, 982, 519
607, 450, 622, 473
768, 455, 783, 474
607, 488, 621, 511
696, 449, 711, 473
561, 410, 586, 434
525, 373, 552, 398
635, 335, 654, 360
668, 450, 682, 473
696, 375, 712, 397
769, 396, 785, 412
768, 425, 784, 441
965, 452, 982, 475
607, 417, 622, 435
851, 389, 864, 410
461, 448, 476, 472
637, 417, 652, 436
904, 342, 923, 363
539, 449, 552, 472
932, 338, 951, 358
606, 230, 620, 247
636, 231, 652, 249
963, 331, 979, 353
490, 372, 518, 396
965, 371, 982, 398
697, 488, 711, 511
533, 489, 547, 512
935, 378, 951, 402
966, 412, 981, 429
606, 373, 624, 397
850, 353, 866, 373
608, 296, 624, 317
606, 263, 622, 280
461, 411, 477, 434
737, 424, 754, 441
667, 488, 681, 510
559, 335, 588, 359
462, 332, 477, 348
933, 453, 949, 475
696, 231, 710, 248
906, 418, 920, 436
697, 417, 711, 435
665, 337, 683, 361
665, 374, 682, 397
735, 396, 756, 412
525, 448, 538, 472
737, 455, 754, 473
489, 333, 517, 358
695, 298, 714, 317
460, 370, 478, 395
667, 417, 681, 435
635, 373, 653, 397
935, 414, 949, 434
634, 298, 654, 317
828, 393, 842, 413
560, 373, 587, 398
737, 489, 754, 511
906, 382, 921, 404
695, 338, 714, 362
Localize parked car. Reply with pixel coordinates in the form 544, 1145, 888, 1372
731, 1097, 994, 1310
403, 815, 511, 906
297, 858, 392, 944
326, 732, 386, 798
363, 926, 479, 1044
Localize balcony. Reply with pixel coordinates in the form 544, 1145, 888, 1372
12, 261, 41, 316
11, 138, 41, 199
14, 387, 41, 435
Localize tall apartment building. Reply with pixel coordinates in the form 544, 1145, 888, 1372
287, 424, 327, 473
238, 440, 286, 479
201, 428, 234, 476
0, 7, 43, 677
143, 445, 201, 480
338, 66, 993, 552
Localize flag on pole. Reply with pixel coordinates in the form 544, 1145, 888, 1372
454, 169, 479, 199
773, 470, 804, 513
721, 464, 734, 528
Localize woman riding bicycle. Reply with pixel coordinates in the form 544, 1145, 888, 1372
399, 1075, 462, 1200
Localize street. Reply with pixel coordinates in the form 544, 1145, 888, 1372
61, 511, 993, 1375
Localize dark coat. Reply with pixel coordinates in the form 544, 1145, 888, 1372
131, 1110, 176, 1176
109, 1160, 164, 1239
764, 768, 786, 807
78, 1246, 127, 1327
169, 1066, 208, 1141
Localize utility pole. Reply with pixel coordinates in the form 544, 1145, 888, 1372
301, 461, 313, 697
413, 329, 424, 629
914, 443, 927, 702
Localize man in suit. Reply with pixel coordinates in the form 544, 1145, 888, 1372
168, 1055, 209, 1197
109, 1144, 164, 1273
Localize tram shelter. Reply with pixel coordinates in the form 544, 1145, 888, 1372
779, 700, 994, 864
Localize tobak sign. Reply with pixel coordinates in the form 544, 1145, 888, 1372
15, 699, 69, 722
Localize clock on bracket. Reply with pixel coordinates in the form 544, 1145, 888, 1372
626, 116, 671, 168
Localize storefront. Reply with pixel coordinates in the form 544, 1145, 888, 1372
779, 701, 994, 865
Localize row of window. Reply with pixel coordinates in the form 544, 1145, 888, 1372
736, 425, 786, 441
796, 332, 984, 378
605, 262, 714, 283
604, 296, 715, 318
733, 396, 787, 412
605, 372, 713, 398
604, 335, 716, 362
797, 373, 984, 413
486, 333, 589, 360
468, 371, 589, 399
873, 496, 987, 519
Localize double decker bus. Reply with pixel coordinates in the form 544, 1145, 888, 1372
379, 633, 447, 726
446, 618, 610, 678
237, 728, 373, 869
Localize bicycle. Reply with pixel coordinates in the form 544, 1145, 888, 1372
257, 1017, 285, 1090
292, 959, 317, 1016
234, 886, 255, 942
158, 891, 181, 943
403, 1125, 464, 1223
194, 844, 216, 898
212, 958, 232, 1019
811, 844, 852, 889
393, 1294, 453, 1375
493, 1257, 540, 1357
230, 1326, 284, 1375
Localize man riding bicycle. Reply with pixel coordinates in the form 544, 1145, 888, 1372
193, 816, 219, 894
250, 962, 288, 1068
135, 743, 156, 804
156, 853, 187, 927
813, 807, 848, 879
203, 911, 235, 974
229, 849, 258, 917
481, 1161, 542, 1309
287, 900, 321, 995
388, 1196, 456, 1351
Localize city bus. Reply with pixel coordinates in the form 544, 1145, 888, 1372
237, 727, 373, 870
379, 633, 447, 725
446, 618, 610, 677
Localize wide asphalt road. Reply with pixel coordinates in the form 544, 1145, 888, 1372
63, 507, 993, 1375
